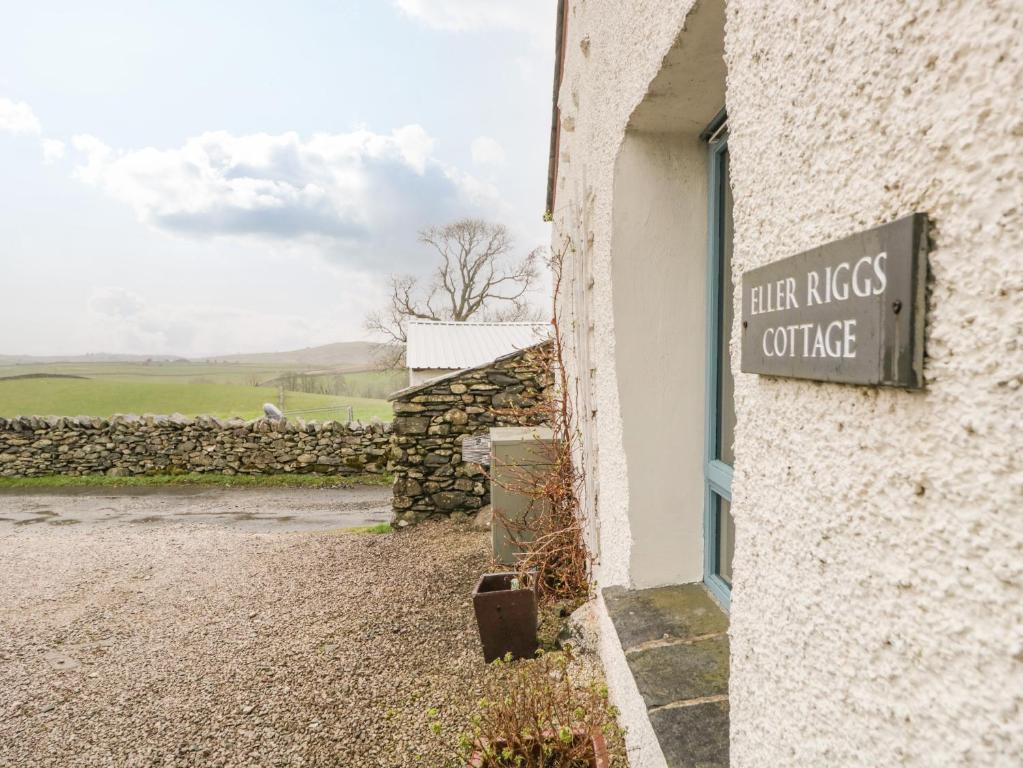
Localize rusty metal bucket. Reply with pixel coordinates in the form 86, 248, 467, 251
471, 572, 538, 663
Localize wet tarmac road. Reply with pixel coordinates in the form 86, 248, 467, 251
0, 485, 392, 533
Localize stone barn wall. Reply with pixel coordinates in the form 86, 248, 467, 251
0, 414, 392, 478
389, 343, 552, 523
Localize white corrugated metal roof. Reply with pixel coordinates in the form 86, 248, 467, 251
406, 320, 550, 370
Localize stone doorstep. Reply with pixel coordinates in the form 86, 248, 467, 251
603, 584, 730, 768
648, 700, 730, 768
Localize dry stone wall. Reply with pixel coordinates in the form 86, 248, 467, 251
389, 343, 552, 523
0, 414, 392, 478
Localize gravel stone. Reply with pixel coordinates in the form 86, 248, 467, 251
0, 509, 499, 766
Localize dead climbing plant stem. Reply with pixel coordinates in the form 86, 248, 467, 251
491, 239, 591, 606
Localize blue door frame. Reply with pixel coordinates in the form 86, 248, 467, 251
703, 113, 733, 610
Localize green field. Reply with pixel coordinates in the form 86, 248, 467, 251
0, 362, 403, 422
0, 361, 405, 390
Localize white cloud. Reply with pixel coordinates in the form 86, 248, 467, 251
86, 286, 325, 357
443, 167, 502, 209
391, 124, 435, 172
471, 136, 507, 168
0, 98, 42, 136
1, 97, 67, 165
41, 138, 65, 163
70, 125, 502, 271
394, 0, 548, 32
89, 286, 146, 319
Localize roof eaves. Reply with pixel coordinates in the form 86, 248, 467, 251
546, 0, 568, 218
407, 320, 549, 327
388, 340, 550, 402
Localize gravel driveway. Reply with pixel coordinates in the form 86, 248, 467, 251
0, 487, 493, 767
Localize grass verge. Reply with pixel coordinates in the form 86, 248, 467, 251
0, 472, 394, 490
341, 522, 393, 534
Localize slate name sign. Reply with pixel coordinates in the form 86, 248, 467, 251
740, 213, 928, 388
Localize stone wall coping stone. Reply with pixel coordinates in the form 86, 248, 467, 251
388, 340, 551, 401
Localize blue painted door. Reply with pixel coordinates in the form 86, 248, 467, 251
704, 124, 736, 608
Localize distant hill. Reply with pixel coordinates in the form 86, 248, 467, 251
0, 353, 188, 365
0, 341, 396, 372
206, 342, 391, 370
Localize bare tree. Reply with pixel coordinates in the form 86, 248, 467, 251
366, 218, 542, 366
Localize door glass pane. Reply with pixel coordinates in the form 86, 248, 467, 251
716, 148, 736, 466
716, 494, 735, 586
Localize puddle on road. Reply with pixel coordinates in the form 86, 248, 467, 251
241, 513, 302, 523
48, 518, 80, 526
129, 515, 164, 524
10, 507, 62, 524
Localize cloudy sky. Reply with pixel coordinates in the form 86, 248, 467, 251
0, 0, 554, 356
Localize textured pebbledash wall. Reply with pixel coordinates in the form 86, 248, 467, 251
388, 343, 551, 523
0, 415, 392, 477
551, 0, 1022, 766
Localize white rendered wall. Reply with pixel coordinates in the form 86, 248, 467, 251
552, 0, 707, 591
611, 132, 709, 587
552, 0, 1023, 765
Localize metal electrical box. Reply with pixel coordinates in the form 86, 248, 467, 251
489, 426, 554, 566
